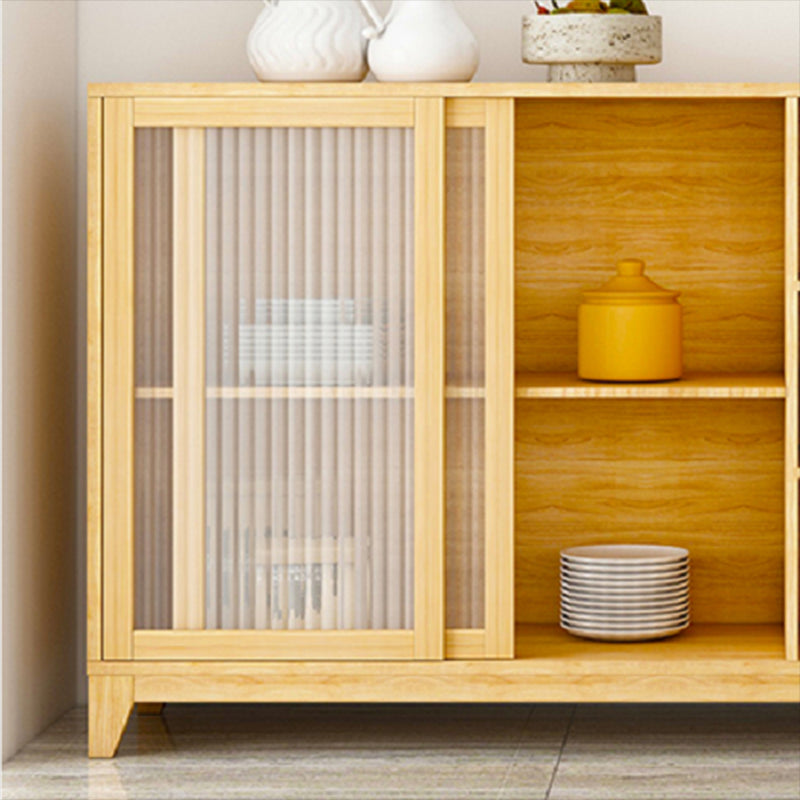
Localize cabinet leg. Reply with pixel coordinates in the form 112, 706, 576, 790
136, 702, 165, 716
88, 676, 134, 758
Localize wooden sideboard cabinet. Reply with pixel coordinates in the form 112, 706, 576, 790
87, 82, 800, 758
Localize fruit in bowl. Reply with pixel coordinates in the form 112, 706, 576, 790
534, 0, 649, 14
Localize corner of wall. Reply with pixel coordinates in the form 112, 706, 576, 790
2, 0, 80, 763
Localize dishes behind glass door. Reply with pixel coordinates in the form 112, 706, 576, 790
223, 298, 404, 387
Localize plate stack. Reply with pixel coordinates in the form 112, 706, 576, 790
229, 299, 385, 387
560, 545, 690, 642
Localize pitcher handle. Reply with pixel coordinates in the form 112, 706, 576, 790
359, 0, 386, 39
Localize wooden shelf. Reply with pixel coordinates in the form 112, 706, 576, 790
515, 623, 787, 662
136, 386, 485, 400
515, 372, 785, 400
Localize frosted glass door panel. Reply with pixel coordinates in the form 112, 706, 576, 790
205, 128, 415, 631
134, 129, 173, 388
134, 400, 172, 629
134, 129, 174, 629
446, 128, 485, 630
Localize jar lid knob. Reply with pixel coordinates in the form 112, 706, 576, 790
617, 258, 645, 277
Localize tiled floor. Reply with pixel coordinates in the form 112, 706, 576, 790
2, 704, 798, 799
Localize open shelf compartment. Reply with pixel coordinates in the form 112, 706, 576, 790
514, 98, 786, 380
514, 397, 785, 659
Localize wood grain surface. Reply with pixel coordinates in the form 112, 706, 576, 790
515, 99, 785, 375
515, 399, 784, 625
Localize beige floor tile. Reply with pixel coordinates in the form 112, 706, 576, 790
2, 705, 549, 800
2, 703, 796, 800
491, 704, 575, 800
548, 703, 800, 800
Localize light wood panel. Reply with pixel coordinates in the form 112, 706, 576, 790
91, 83, 800, 99
103, 98, 135, 660
134, 630, 414, 660
413, 98, 446, 659
785, 97, 799, 661
171, 129, 206, 630
515, 400, 784, 625
515, 100, 785, 375
446, 99, 486, 128
88, 675, 134, 758
87, 97, 104, 662
484, 99, 515, 658
131, 669, 797, 703
516, 372, 785, 399
445, 629, 487, 659
135, 98, 414, 128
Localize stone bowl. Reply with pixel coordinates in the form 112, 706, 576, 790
522, 14, 662, 82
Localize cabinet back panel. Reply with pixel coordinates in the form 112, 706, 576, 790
515, 99, 785, 374
515, 399, 784, 624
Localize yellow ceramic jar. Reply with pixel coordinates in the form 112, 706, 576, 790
578, 259, 682, 382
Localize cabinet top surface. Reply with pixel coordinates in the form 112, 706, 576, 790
89, 82, 799, 99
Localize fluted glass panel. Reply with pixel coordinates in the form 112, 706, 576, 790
134, 400, 172, 628
446, 128, 485, 630
134, 129, 173, 387
134, 128, 173, 629
205, 128, 415, 630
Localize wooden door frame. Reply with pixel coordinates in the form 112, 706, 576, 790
97, 95, 448, 661
443, 99, 515, 660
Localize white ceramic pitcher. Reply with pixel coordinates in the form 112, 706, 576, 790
359, 0, 479, 82
247, 0, 368, 82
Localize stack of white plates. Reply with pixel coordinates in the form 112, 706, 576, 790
560, 545, 690, 642
238, 323, 374, 386
222, 298, 402, 387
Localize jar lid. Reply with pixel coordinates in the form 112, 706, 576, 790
582, 259, 680, 304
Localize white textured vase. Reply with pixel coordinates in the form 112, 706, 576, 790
359, 0, 479, 82
522, 14, 662, 82
247, 0, 368, 82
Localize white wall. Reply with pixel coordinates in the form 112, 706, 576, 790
72, 0, 800, 704
2, 0, 79, 762
75, 0, 800, 85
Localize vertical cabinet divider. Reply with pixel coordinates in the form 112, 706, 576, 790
414, 98, 447, 659
172, 129, 207, 630
484, 99, 515, 658
87, 96, 104, 663
103, 98, 135, 659
785, 96, 799, 661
